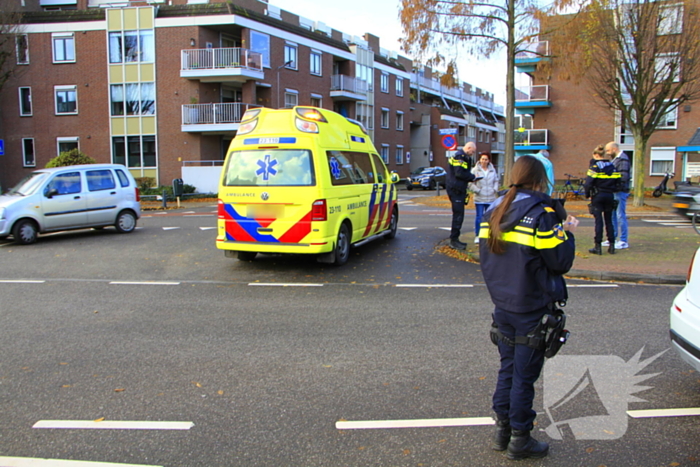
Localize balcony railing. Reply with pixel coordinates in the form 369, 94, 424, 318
514, 129, 548, 146
515, 41, 550, 60
182, 102, 261, 126
515, 85, 550, 102
330, 75, 368, 95
181, 48, 263, 72
411, 74, 505, 115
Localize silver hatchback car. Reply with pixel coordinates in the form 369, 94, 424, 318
0, 164, 141, 244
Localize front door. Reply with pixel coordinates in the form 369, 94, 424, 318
41, 171, 87, 230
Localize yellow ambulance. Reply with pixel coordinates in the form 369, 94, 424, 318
216, 106, 399, 265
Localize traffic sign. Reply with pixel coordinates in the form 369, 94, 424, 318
439, 128, 458, 135
441, 135, 457, 150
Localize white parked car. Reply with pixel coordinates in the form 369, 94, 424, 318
670, 246, 700, 371
0, 164, 141, 244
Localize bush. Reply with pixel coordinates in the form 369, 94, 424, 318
135, 177, 156, 192
45, 149, 96, 168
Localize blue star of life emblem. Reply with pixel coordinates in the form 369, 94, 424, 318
256, 154, 278, 181
329, 157, 342, 180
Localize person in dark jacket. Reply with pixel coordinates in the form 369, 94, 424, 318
445, 141, 477, 250
605, 141, 631, 249
478, 155, 578, 460
585, 145, 622, 255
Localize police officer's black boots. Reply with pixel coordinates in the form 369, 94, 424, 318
506, 429, 549, 460
492, 418, 511, 451
608, 242, 615, 254
588, 242, 602, 255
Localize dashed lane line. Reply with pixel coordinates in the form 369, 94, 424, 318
627, 408, 700, 418
0, 458, 161, 467
33, 420, 194, 430
108, 281, 180, 286
162, 227, 180, 231
248, 282, 324, 287
199, 227, 216, 230
336, 417, 494, 430
396, 284, 473, 288
0, 280, 46, 284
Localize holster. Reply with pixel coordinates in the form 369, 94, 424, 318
489, 307, 570, 359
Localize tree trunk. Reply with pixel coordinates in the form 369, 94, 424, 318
632, 135, 647, 207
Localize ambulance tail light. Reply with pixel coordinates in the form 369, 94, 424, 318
135, 187, 140, 202
218, 199, 225, 218
295, 117, 319, 133
311, 199, 327, 221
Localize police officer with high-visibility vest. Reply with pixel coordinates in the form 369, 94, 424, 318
445, 141, 477, 250
584, 145, 622, 255
478, 155, 578, 460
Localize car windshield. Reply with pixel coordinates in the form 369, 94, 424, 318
6, 172, 49, 196
421, 168, 437, 174
223, 149, 315, 187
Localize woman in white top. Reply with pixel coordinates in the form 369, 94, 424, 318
470, 152, 501, 242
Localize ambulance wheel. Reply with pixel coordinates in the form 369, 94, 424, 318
334, 223, 350, 266
237, 251, 257, 261
384, 206, 398, 240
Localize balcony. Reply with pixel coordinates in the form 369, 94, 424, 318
515, 85, 552, 114
514, 128, 550, 152
515, 41, 550, 73
182, 102, 262, 133
411, 74, 505, 115
330, 75, 368, 101
181, 48, 264, 83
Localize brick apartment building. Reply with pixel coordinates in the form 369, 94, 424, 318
0, 0, 505, 192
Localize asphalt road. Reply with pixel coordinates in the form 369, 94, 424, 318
0, 194, 697, 467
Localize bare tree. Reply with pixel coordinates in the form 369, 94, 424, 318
549, 0, 700, 206
0, 0, 24, 95
399, 0, 580, 180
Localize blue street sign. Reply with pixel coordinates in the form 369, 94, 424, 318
439, 128, 458, 135
0, 139, 4, 156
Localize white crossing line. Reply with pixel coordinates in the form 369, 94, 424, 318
627, 408, 700, 418
398, 227, 417, 231
248, 283, 323, 287
0, 280, 45, 284
199, 227, 217, 230
162, 227, 180, 231
0, 458, 160, 467
336, 417, 494, 430
396, 284, 473, 288
109, 281, 180, 286
33, 420, 193, 430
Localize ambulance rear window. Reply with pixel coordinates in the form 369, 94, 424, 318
223, 149, 315, 187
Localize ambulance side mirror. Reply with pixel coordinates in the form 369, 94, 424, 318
390, 172, 400, 184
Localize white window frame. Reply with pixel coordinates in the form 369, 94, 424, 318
658, 3, 683, 36
284, 42, 298, 70
396, 146, 404, 165
16, 34, 29, 65
54, 85, 78, 115
381, 144, 389, 164
468, 126, 476, 138
381, 72, 389, 93
395, 77, 403, 96
284, 89, 298, 108
658, 103, 678, 129
22, 138, 36, 167
52, 32, 75, 63
381, 108, 390, 129
655, 52, 680, 83
57, 136, 79, 156
396, 111, 404, 131
650, 147, 675, 175
310, 50, 322, 76
250, 30, 270, 68
19, 86, 32, 116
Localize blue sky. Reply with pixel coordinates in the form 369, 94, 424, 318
270, 0, 508, 105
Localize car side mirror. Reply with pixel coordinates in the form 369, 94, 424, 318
46, 188, 58, 199
390, 172, 400, 184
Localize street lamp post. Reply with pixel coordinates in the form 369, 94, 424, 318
276, 60, 293, 109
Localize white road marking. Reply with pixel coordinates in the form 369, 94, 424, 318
396, 284, 473, 288
199, 227, 217, 230
567, 284, 619, 288
0, 280, 45, 284
182, 211, 196, 214
336, 417, 494, 430
399, 227, 417, 231
153, 212, 168, 215
429, 214, 451, 217
248, 283, 323, 287
627, 408, 700, 418
162, 227, 180, 231
0, 457, 160, 467
109, 281, 180, 286
33, 420, 193, 430
438, 227, 451, 231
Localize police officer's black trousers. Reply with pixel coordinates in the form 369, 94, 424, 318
448, 189, 466, 241
492, 306, 547, 432
591, 192, 615, 244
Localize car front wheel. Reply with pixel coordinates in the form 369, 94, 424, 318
12, 219, 38, 245
115, 210, 137, 233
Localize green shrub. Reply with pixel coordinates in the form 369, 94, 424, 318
135, 177, 156, 192
45, 149, 96, 168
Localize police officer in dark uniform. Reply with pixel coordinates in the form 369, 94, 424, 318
446, 141, 477, 250
478, 155, 578, 460
584, 145, 621, 255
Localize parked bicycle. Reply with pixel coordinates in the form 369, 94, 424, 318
556, 173, 586, 200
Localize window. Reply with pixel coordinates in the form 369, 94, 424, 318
52, 33, 75, 63
396, 146, 404, 165
57, 137, 79, 155
395, 77, 403, 96
47, 172, 81, 195
250, 30, 270, 68
356, 103, 373, 130
655, 53, 680, 82
116, 169, 130, 187
113, 83, 155, 116
381, 108, 389, 128
650, 147, 675, 175
19, 87, 32, 116
55, 86, 77, 114
284, 43, 297, 69
16, 34, 29, 65
87, 170, 116, 192
109, 30, 155, 64
310, 50, 322, 76
659, 105, 678, 129
356, 64, 373, 91
310, 93, 322, 108
112, 135, 156, 168
381, 145, 389, 164
396, 111, 404, 131
284, 89, 298, 108
658, 4, 683, 35
223, 149, 314, 186
380, 72, 389, 93
468, 126, 476, 138
22, 138, 35, 167
326, 151, 376, 185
